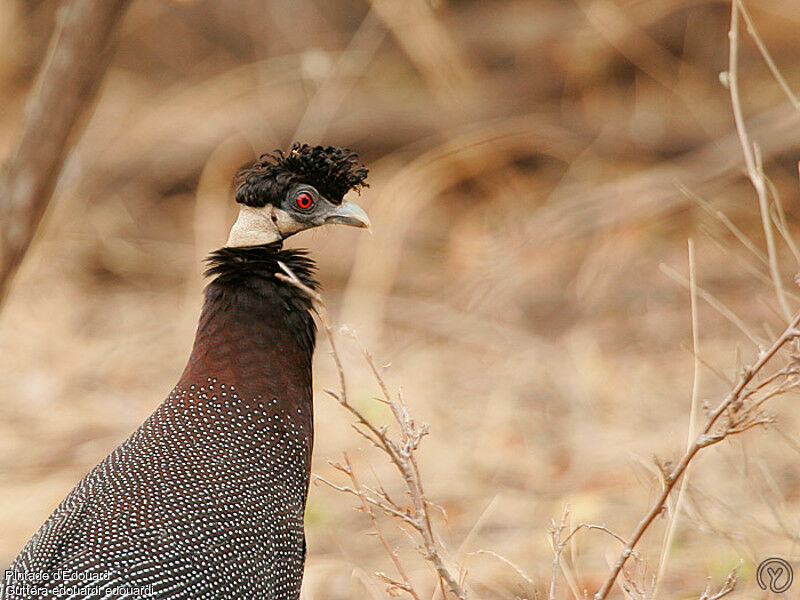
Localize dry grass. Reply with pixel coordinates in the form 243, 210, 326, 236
2, 0, 800, 598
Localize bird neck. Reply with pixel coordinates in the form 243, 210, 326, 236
178, 243, 319, 401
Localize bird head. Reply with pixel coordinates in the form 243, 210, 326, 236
226, 143, 370, 247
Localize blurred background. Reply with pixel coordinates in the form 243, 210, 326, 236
1, 0, 800, 598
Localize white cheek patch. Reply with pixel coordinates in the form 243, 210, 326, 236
226, 205, 281, 247
226, 205, 309, 247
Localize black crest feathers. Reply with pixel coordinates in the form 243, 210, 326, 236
235, 143, 369, 208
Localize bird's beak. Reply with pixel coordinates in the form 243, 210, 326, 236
323, 200, 371, 230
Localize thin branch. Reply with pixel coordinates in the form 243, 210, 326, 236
471, 550, 533, 586
594, 313, 800, 599
725, 0, 793, 321
654, 240, 701, 596
0, 0, 133, 306
735, 0, 800, 111
548, 507, 571, 600
561, 523, 630, 549
342, 453, 421, 600
698, 564, 739, 600
313, 473, 418, 527
277, 264, 468, 600
549, 508, 633, 600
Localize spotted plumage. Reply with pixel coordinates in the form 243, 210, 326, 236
2, 145, 369, 600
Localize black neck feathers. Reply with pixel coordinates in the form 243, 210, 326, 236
204, 243, 319, 355
183, 244, 319, 396
204, 243, 318, 291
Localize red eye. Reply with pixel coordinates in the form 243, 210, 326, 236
295, 192, 313, 210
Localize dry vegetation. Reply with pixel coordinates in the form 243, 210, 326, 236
2, 0, 800, 598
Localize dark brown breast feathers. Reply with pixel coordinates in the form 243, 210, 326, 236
2, 244, 319, 600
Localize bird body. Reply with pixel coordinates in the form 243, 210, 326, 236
2, 145, 369, 600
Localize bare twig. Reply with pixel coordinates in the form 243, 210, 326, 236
549, 507, 635, 600
277, 265, 468, 600
0, 0, 132, 306
470, 550, 533, 586
548, 506, 570, 600
698, 565, 739, 600
653, 240, 701, 597
735, 0, 800, 112
340, 454, 421, 600
593, 314, 800, 599
725, 0, 792, 322
562, 523, 630, 549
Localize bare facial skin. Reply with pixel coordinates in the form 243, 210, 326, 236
226, 184, 370, 247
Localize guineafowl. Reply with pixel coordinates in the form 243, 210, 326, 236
1, 143, 370, 600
